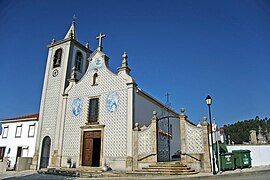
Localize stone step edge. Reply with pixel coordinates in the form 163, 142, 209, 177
137, 169, 195, 172
150, 164, 187, 167
125, 171, 199, 176
145, 166, 190, 169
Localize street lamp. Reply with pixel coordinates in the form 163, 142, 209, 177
205, 95, 217, 175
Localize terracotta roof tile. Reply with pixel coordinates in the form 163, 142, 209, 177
2, 113, 39, 121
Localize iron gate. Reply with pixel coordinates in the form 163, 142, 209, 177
157, 115, 179, 162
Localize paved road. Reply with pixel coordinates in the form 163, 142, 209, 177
2, 170, 270, 180
3, 173, 76, 180
192, 170, 270, 180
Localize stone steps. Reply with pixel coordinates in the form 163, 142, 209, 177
134, 161, 198, 176
144, 166, 191, 170
140, 168, 193, 172
126, 171, 198, 176
148, 164, 188, 167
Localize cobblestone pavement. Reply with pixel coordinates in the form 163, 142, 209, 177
0, 166, 270, 180
0, 170, 76, 180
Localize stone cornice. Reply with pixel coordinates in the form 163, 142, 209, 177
48, 38, 92, 53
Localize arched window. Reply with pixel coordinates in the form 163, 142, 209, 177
75, 52, 83, 72
92, 73, 98, 85
53, 49, 62, 68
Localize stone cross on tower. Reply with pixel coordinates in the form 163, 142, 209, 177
96, 32, 106, 51
72, 15, 76, 24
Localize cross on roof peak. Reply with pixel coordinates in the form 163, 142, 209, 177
165, 93, 170, 102
165, 93, 172, 108
96, 32, 106, 51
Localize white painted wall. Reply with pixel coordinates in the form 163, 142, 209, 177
0, 119, 38, 169
134, 90, 166, 126
134, 89, 181, 160
227, 145, 270, 166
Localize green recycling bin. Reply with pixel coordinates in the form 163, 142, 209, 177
213, 143, 228, 154
232, 150, 252, 168
219, 152, 235, 171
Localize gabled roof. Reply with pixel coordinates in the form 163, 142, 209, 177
2, 113, 39, 121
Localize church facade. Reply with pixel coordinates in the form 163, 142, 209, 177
31, 21, 182, 171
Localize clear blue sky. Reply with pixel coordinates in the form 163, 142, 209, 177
0, 0, 269, 127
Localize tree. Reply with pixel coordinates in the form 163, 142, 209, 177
223, 116, 270, 144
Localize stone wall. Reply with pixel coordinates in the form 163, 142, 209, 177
180, 109, 211, 172
0, 159, 7, 174
134, 111, 158, 169
16, 157, 33, 171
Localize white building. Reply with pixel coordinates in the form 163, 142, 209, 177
0, 113, 39, 169
31, 20, 181, 170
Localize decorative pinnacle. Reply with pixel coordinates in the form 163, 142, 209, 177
86, 42, 89, 49
122, 52, 128, 59
202, 116, 208, 125
180, 107, 185, 115
51, 37, 56, 44
122, 52, 128, 67
70, 66, 77, 81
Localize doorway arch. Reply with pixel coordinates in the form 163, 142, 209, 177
40, 136, 51, 168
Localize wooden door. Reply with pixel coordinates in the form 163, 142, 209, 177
82, 138, 93, 166
82, 131, 101, 166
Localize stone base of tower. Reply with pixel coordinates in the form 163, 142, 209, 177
30, 153, 39, 170
50, 150, 61, 168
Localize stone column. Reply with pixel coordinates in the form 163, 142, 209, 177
202, 117, 211, 172
151, 111, 158, 163
126, 82, 136, 167
133, 123, 139, 170
179, 108, 187, 163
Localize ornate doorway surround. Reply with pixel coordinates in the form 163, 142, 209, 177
79, 124, 104, 167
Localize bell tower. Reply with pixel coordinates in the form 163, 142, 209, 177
32, 19, 92, 169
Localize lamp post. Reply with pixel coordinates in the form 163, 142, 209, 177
206, 95, 217, 175
214, 118, 221, 173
